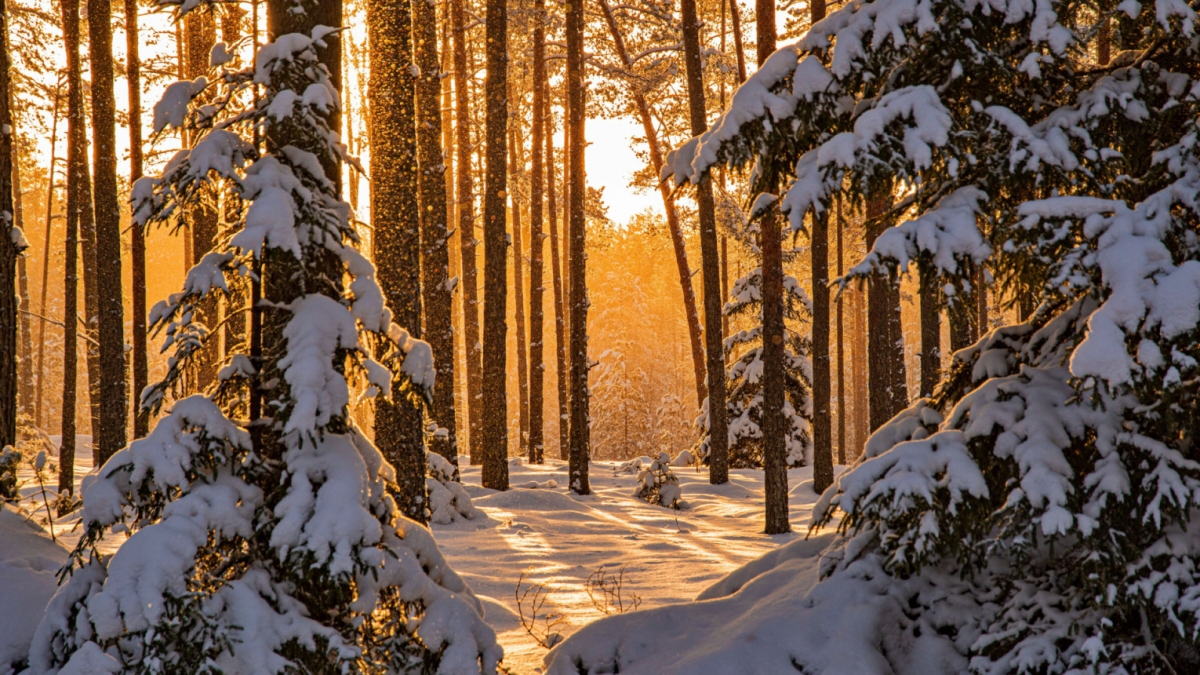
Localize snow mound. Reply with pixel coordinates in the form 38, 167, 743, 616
472, 488, 592, 513
545, 533, 970, 675
0, 506, 68, 675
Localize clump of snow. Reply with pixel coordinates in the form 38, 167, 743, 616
428, 453, 481, 525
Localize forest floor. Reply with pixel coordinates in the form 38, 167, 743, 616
444, 458, 825, 674
3, 440, 828, 675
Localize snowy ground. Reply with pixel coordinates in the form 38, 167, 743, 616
4, 440, 829, 675
441, 457, 827, 674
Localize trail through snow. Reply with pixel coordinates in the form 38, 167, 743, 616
440, 458, 828, 674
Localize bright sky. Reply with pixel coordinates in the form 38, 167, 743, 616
584, 117, 664, 225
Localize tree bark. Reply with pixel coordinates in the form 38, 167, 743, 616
127, 0, 148, 438
729, 0, 746, 83
811, 206, 832, 494
510, 128, 529, 457
0, 0, 15, 449
755, 0, 787, 530
452, 0, 483, 466
482, 0, 510, 490
866, 189, 905, 430
529, 12, 548, 464
565, 0, 589, 494
835, 195, 845, 464
413, 0, 459, 468
367, 0, 428, 520
598, 0, 707, 409
10, 90, 33, 426
59, 45, 82, 488
682, 0, 728, 487
33, 81, 60, 433
919, 266, 940, 398
546, 103, 569, 461
88, 0, 127, 464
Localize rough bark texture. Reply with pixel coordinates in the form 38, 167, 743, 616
482, 0, 510, 490
528, 16, 548, 464
566, 0, 590, 494
755, 0, 788, 532
87, 0, 126, 466
729, 0, 746, 83
0, 0, 15, 449
598, 0, 707, 409
367, 0, 428, 521
811, 208, 832, 495
59, 43, 81, 488
835, 195, 845, 464
88, 0, 127, 465
682, 0, 728, 487
866, 190, 905, 431
413, 0, 459, 468
949, 285, 974, 353
546, 108, 569, 461
510, 129, 529, 457
919, 267, 940, 398
33, 82, 59, 432
127, 0, 148, 438
452, 0, 483, 466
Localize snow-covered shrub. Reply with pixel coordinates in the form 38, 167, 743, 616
427, 452, 481, 525
0, 446, 18, 501
29, 21, 501, 675
695, 268, 813, 468
634, 452, 682, 509
592, 0, 1200, 672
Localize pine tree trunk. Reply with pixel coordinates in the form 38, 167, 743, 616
481, 0, 510, 490
886, 262, 907, 415
368, 0, 428, 520
754, 0, 787, 530
835, 195, 845, 464
33, 78, 61, 434
546, 107, 569, 461
849, 283, 865, 457
219, 5, 246, 397
919, 267, 940, 398
413, 0, 459, 468
0, 0, 15, 450
949, 289, 973, 353
87, 0, 127, 465
127, 0, 148, 438
866, 190, 905, 431
682, 0, 728, 487
976, 266, 988, 340
565, 0, 590, 494
811, 207, 833, 494
452, 0, 483, 466
528, 13, 548, 464
185, 8, 220, 392
510, 129, 529, 457
60, 0, 89, 484
11, 106, 33, 425
728, 0, 746, 83
598, 0, 707, 409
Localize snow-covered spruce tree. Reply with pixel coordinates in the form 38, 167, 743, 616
659, 0, 1200, 671
29, 23, 501, 675
694, 266, 813, 468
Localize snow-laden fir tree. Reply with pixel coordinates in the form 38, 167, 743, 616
694, 266, 814, 469
28, 19, 501, 675
661, 0, 1200, 670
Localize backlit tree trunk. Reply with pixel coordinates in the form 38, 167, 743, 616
682, 0, 728, 487
32, 81, 60, 433
127, 0, 148, 438
413, 0, 459, 468
482, 0, 511, 490
546, 103, 569, 461
510, 127, 529, 457
368, 0, 428, 520
88, 0, 128, 464
529, 16, 548, 464
566, 0, 590, 494
0, 0, 15, 449
919, 267, 940, 398
186, 8, 220, 391
452, 0, 483, 466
